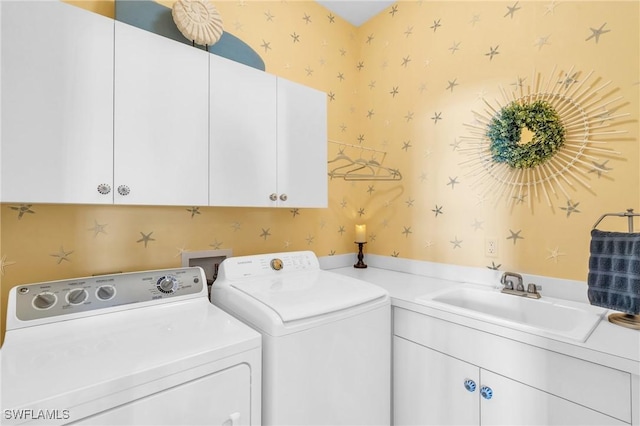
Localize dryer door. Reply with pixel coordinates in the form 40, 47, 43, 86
75, 364, 251, 426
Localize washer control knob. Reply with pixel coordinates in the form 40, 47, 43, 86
270, 258, 284, 271
33, 292, 57, 310
96, 285, 116, 301
157, 276, 178, 294
67, 288, 88, 305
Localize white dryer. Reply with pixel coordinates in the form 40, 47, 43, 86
0, 267, 261, 425
211, 251, 390, 426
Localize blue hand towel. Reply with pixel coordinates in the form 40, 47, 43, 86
588, 229, 640, 315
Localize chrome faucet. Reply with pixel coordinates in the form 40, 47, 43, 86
500, 272, 541, 299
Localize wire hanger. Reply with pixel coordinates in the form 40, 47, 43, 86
327, 140, 402, 181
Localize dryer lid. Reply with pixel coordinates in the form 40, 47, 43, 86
230, 270, 388, 323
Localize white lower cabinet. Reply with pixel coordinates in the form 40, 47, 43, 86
393, 308, 632, 426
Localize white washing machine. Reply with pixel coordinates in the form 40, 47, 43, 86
211, 251, 391, 426
0, 267, 261, 426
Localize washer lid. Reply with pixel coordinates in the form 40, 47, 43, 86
230, 270, 388, 322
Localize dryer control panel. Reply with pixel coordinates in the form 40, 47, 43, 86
11, 267, 205, 323
218, 251, 319, 280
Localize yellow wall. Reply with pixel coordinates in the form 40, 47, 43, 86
1, 1, 639, 344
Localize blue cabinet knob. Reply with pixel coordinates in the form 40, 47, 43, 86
464, 379, 476, 392
480, 386, 493, 400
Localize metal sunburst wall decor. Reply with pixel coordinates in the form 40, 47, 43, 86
460, 66, 629, 209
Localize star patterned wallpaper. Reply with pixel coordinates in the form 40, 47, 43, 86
1, 0, 639, 342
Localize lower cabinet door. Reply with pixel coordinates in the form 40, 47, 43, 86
480, 370, 626, 426
394, 336, 480, 426
75, 364, 251, 425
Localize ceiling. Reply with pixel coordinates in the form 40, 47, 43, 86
315, 1, 396, 27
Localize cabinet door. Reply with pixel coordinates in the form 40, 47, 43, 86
114, 22, 209, 206
276, 78, 327, 208
209, 54, 277, 207
394, 336, 480, 426
480, 369, 626, 426
1, 1, 114, 204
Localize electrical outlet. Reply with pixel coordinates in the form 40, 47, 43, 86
485, 238, 498, 257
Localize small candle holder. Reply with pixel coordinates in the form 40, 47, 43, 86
354, 242, 367, 269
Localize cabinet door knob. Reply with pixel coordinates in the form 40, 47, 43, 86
279, 194, 288, 202
463, 379, 476, 393
97, 183, 111, 195
117, 185, 130, 196
480, 386, 493, 400
269, 193, 278, 201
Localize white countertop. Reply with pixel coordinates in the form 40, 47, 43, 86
322, 254, 640, 376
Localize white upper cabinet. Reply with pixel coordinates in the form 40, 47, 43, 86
276, 78, 327, 208
1, 1, 114, 204
209, 54, 277, 207
114, 22, 209, 206
209, 55, 327, 208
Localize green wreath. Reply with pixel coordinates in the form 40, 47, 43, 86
486, 100, 565, 169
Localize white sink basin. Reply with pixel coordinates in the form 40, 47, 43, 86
416, 285, 607, 342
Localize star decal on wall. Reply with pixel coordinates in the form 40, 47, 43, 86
402, 226, 412, 237
487, 261, 502, 270
264, 10, 274, 22
447, 176, 459, 189
402, 140, 412, 151
448, 41, 461, 54
210, 239, 223, 249
546, 247, 566, 263
186, 207, 200, 218
366, 185, 375, 195
390, 86, 399, 97
485, 45, 500, 60
559, 201, 580, 217
305, 234, 315, 245
405, 197, 415, 207
51, 246, 74, 264
586, 22, 610, 43
588, 160, 612, 177
446, 79, 458, 92
366, 34, 375, 44
260, 228, 271, 240
10, 204, 35, 219
504, 2, 521, 19
507, 229, 524, 245
471, 218, 484, 231
357, 208, 365, 217
290, 208, 300, 218
430, 19, 442, 32
544, 1, 558, 15
328, 92, 335, 101
137, 231, 155, 248
340, 199, 348, 208
450, 237, 462, 249
390, 4, 399, 17
469, 14, 480, 26
370, 234, 377, 242
260, 40, 271, 52
450, 138, 462, 151
327, 14, 335, 23
290, 32, 300, 43
512, 194, 527, 204
338, 226, 346, 235
425, 241, 435, 248
88, 220, 108, 237
534, 35, 551, 50
1, 255, 17, 276
231, 222, 241, 231
391, 251, 400, 258
431, 112, 442, 123
401, 56, 411, 67
302, 13, 311, 24
432, 205, 443, 217
337, 72, 345, 81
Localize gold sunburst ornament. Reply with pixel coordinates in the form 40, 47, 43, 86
172, 0, 224, 46
460, 66, 629, 209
